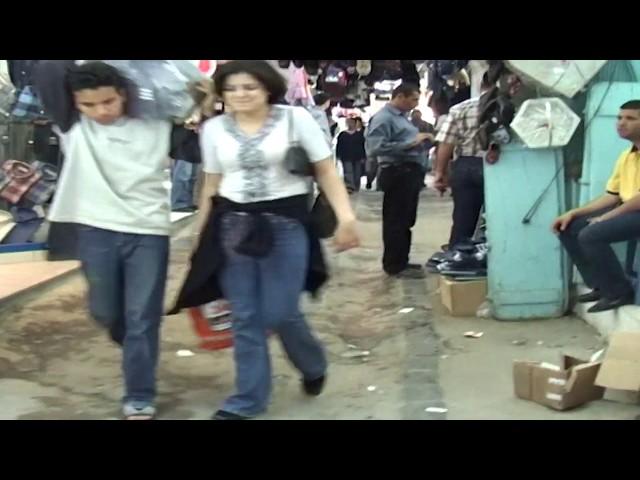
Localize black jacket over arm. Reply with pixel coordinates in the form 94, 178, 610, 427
168, 194, 329, 315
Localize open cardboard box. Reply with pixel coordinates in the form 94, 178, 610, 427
513, 355, 604, 411
595, 332, 640, 405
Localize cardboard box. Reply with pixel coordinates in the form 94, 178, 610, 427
595, 332, 640, 393
439, 276, 487, 317
513, 355, 604, 411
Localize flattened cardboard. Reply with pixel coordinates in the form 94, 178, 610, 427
595, 332, 640, 392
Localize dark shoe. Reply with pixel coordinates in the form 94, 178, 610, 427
587, 293, 634, 313
406, 263, 424, 270
211, 410, 249, 420
390, 268, 427, 279
366, 183, 372, 190
577, 290, 601, 303
303, 375, 326, 396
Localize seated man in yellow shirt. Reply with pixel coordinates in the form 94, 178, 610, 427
552, 100, 640, 313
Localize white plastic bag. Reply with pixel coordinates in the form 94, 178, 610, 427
0, 67, 15, 118
506, 60, 607, 98
103, 60, 204, 120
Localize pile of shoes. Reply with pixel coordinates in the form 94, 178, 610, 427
426, 240, 487, 278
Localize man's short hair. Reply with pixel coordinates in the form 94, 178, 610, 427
621, 100, 640, 110
392, 83, 420, 99
66, 61, 128, 93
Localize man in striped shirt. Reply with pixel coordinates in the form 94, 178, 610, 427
434, 74, 491, 249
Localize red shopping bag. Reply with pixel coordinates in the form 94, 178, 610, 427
188, 300, 233, 351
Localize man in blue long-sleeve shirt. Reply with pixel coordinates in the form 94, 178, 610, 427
365, 83, 431, 279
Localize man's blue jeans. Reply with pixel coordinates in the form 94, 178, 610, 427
219, 213, 327, 416
77, 225, 169, 407
171, 160, 199, 210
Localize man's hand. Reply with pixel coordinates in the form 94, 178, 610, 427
410, 132, 432, 148
433, 171, 448, 195
588, 211, 617, 225
551, 211, 575, 234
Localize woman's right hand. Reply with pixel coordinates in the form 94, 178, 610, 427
333, 218, 361, 252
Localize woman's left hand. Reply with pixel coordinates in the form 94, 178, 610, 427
333, 219, 361, 252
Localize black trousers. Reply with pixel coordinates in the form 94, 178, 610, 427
366, 157, 380, 189
559, 206, 640, 299
378, 162, 423, 274
449, 156, 484, 248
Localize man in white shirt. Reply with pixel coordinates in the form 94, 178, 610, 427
42, 61, 172, 420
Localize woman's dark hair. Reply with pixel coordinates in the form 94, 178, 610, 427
213, 60, 287, 104
66, 61, 128, 93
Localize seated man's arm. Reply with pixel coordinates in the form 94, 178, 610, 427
592, 192, 640, 223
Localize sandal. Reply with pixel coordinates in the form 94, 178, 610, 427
123, 404, 156, 420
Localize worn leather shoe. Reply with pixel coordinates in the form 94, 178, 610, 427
577, 290, 601, 303
587, 293, 634, 313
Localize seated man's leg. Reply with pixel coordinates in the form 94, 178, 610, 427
559, 207, 614, 290
578, 210, 640, 299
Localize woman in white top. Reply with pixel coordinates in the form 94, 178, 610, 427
174, 60, 360, 420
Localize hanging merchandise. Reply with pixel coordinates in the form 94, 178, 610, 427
321, 63, 348, 101
401, 60, 420, 84
506, 60, 607, 98
428, 60, 471, 109
11, 86, 46, 120
303, 60, 320, 76
381, 60, 403, 80
102, 60, 205, 120
0, 160, 42, 204
476, 86, 516, 151
510, 97, 581, 149
21, 161, 58, 206
285, 64, 312, 106
356, 60, 372, 77
0, 65, 15, 119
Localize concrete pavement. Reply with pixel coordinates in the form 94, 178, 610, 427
0, 182, 637, 419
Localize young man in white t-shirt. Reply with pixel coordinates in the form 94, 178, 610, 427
41, 62, 172, 420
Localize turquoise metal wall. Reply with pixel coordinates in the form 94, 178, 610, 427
485, 143, 569, 319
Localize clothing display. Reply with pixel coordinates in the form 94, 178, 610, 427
285, 65, 312, 106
